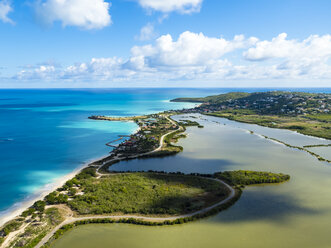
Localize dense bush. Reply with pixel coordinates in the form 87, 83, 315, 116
33, 200, 46, 212
45, 189, 243, 247
68, 173, 229, 215
45, 192, 68, 205
214, 170, 290, 186
75, 167, 97, 180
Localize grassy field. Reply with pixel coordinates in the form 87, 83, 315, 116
68, 173, 230, 216
207, 111, 331, 140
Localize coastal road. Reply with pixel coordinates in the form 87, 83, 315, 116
96, 115, 183, 173
36, 115, 227, 247
36, 177, 236, 248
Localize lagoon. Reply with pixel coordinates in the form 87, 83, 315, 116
53, 114, 331, 248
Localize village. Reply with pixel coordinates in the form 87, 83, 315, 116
171, 92, 331, 116
91, 114, 180, 157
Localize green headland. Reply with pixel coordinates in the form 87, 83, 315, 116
172, 91, 331, 139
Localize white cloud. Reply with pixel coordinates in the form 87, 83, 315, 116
16, 65, 56, 80
243, 33, 331, 80
35, 0, 111, 29
129, 31, 256, 68
0, 0, 14, 24
244, 33, 331, 62
136, 0, 203, 14
136, 23, 157, 41
13, 32, 331, 84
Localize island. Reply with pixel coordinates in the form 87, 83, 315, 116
0, 112, 290, 248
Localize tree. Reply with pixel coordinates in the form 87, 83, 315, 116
33, 200, 46, 212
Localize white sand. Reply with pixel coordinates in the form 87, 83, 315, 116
0, 154, 108, 227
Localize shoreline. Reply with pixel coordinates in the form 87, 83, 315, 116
0, 123, 140, 228
1, 111, 328, 228
0, 154, 112, 227
204, 113, 331, 142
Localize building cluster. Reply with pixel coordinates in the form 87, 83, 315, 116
112, 114, 176, 156
175, 93, 331, 116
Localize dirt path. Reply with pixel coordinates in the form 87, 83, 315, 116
1, 222, 29, 248
36, 177, 235, 248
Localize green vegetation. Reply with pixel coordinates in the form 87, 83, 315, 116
4, 207, 65, 248
172, 92, 251, 103
0, 220, 22, 237
163, 129, 185, 153
45, 192, 68, 205
303, 144, 331, 148
207, 111, 331, 140
2, 168, 291, 247
1, 109, 296, 247
42, 189, 243, 248
261, 135, 331, 163
68, 173, 230, 215
306, 113, 331, 122
21, 200, 47, 218
171, 91, 331, 140
178, 119, 204, 129
138, 150, 179, 159
179, 119, 200, 126
214, 170, 290, 186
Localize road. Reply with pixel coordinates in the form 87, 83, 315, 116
96, 115, 183, 174
36, 177, 235, 248
38, 115, 239, 248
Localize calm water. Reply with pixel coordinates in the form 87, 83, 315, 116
307, 147, 331, 161
53, 114, 331, 248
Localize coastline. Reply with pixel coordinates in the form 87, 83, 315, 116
0, 123, 141, 228
0, 155, 106, 227
1, 110, 328, 230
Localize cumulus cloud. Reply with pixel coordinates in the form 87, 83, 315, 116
13, 32, 331, 83
136, 0, 203, 14
243, 33, 331, 79
244, 33, 331, 61
16, 65, 57, 80
128, 31, 257, 68
35, 0, 111, 29
0, 0, 14, 24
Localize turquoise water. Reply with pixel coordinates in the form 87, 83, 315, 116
0, 88, 204, 218
0, 88, 330, 221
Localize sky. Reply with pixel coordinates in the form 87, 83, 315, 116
0, 0, 331, 88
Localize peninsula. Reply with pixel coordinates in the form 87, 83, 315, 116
0, 112, 290, 248
172, 91, 331, 139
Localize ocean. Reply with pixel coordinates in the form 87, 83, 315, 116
0, 88, 330, 221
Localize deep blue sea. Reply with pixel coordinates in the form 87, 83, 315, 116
0, 88, 330, 220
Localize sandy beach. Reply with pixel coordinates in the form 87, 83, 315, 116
0, 154, 109, 227
0, 122, 140, 228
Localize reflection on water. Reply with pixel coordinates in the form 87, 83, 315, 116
52, 114, 331, 248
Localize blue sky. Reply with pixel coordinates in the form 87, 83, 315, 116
1, 0, 331, 88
